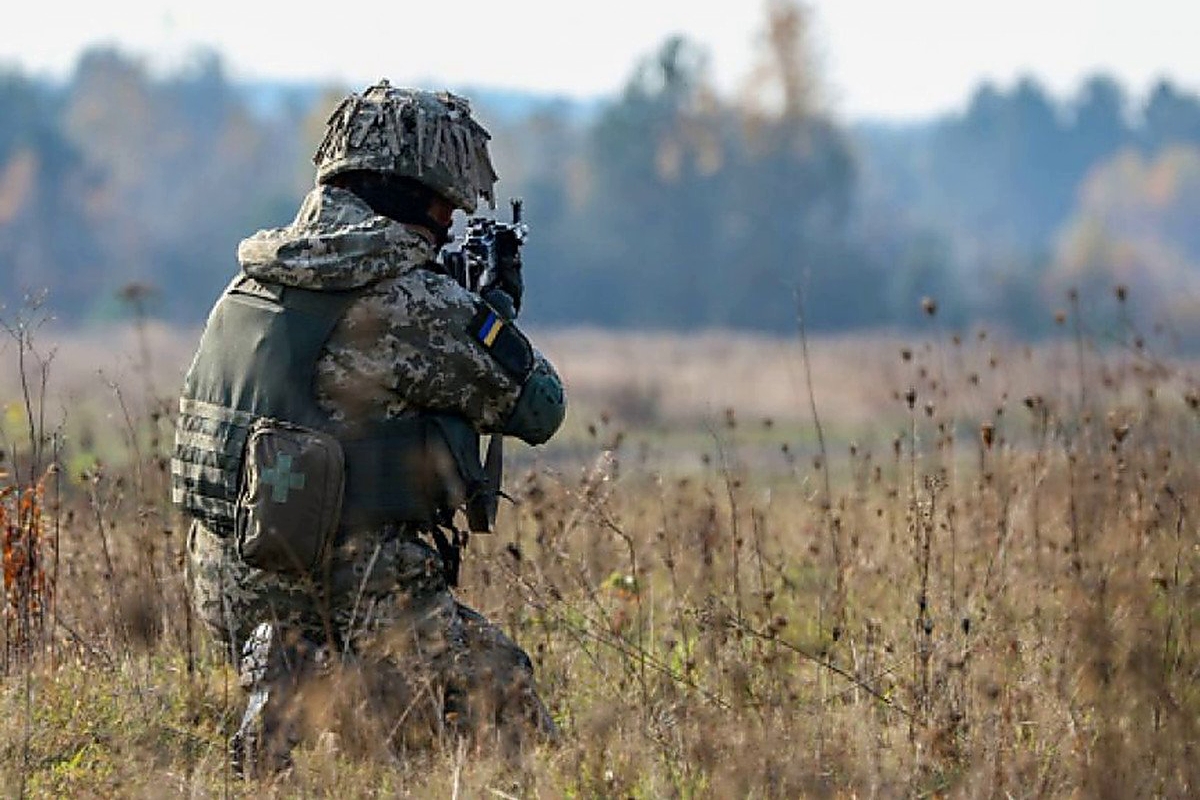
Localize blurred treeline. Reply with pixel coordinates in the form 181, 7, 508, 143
2, 2, 1199, 342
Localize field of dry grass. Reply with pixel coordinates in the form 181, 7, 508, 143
0, 311, 1198, 797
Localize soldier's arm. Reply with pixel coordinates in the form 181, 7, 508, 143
379, 270, 565, 445
500, 351, 565, 445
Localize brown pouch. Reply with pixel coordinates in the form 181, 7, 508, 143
236, 419, 345, 574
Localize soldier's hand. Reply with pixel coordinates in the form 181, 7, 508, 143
492, 227, 524, 315
481, 285, 518, 321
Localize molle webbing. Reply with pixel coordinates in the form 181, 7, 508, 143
173, 399, 256, 534
172, 276, 358, 535
171, 275, 475, 535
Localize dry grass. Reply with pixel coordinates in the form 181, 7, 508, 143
0, 313, 1197, 797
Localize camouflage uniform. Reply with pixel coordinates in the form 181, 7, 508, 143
180, 85, 565, 766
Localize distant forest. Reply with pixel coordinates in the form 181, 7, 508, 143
3, 3, 1200, 345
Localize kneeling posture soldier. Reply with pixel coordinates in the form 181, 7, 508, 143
172, 81, 566, 773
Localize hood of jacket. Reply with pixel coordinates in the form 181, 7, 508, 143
236, 184, 436, 291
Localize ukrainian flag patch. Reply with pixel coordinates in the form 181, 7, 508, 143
477, 311, 503, 346
468, 302, 535, 379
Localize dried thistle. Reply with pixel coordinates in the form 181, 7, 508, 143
980, 421, 995, 450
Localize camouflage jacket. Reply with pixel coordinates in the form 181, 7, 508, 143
236, 184, 564, 443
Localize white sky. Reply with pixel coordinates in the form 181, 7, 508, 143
2, 0, 1199, 120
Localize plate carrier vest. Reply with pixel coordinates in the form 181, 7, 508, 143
170, 274, 484, 537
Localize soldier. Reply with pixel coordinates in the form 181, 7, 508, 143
171, 81, 566, 773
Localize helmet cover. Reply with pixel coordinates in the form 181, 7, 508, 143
313, 80, 497, 213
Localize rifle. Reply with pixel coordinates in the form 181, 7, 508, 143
441, 199, 527, 533
443, 198, 527, 302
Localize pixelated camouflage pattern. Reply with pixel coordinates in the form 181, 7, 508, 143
186, 181, 561, 744
313, 81, 497, 213
238, 184, 555, 432
187, 519, 555, 738
188, 516, 453, 648
236, 183, 432, 290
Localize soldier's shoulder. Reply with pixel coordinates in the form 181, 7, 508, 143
376, 265, 478, 316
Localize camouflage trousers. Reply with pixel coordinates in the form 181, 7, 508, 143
186, 519, 556, 757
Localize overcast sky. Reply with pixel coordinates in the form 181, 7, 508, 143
2, 0, 1198, 120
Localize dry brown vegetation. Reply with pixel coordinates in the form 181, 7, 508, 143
0, 306, 1198, 797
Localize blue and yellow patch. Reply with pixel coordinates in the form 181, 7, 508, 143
476, 311, 504, 346
468, 303, 535, 379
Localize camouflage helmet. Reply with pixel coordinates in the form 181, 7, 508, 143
313, 80, 498, 213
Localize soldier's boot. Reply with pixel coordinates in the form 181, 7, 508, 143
230, 622, 319, 777
523, 682, 560, 744
502, 647, 560, 746
454, 603, 560, 747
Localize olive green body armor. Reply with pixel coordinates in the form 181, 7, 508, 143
171, 275, 484, 537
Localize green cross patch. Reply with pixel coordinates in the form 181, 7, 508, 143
260, 453, 306, 503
